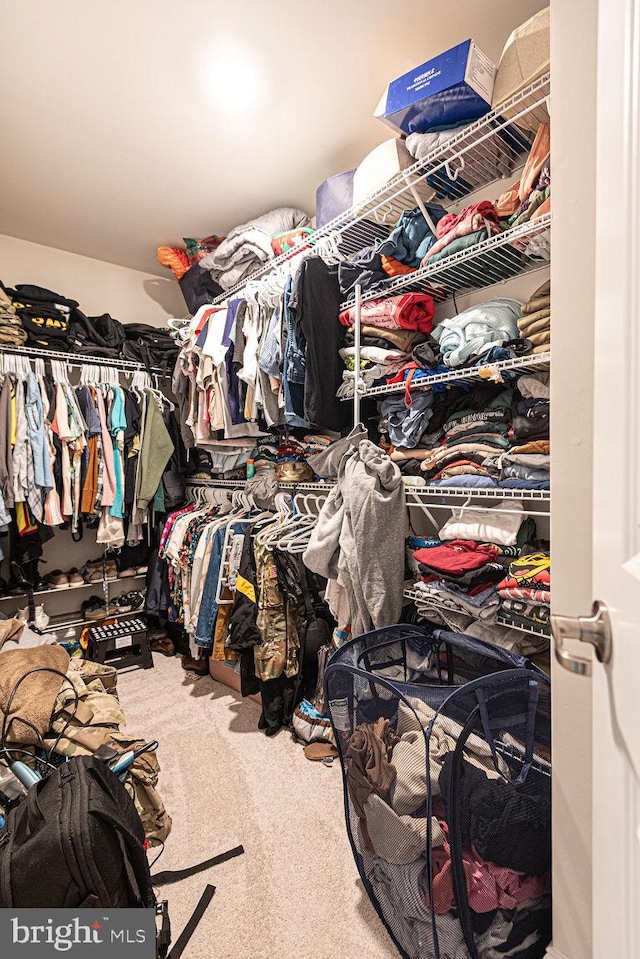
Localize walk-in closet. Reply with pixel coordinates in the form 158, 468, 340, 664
1, 2, 634, 958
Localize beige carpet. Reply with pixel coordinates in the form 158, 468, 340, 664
118, 655, 396, 959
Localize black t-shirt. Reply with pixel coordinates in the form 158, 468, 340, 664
288, 256, 346, 432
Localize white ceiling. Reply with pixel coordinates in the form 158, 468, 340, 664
0, 0, 547, 277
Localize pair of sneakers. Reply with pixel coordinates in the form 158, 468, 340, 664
81, 590, 144, 621
112, 591, 145, 614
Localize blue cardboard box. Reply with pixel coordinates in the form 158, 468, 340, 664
375, 40, 496, 136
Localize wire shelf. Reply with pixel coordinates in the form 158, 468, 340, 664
0, 345, 166, 375
185, 478, 335, 493
495, 615, 551, 638
0, 573, 146, 602
329, 74, 549, 259
340, 212, 551, 312
209, 74, 550, 306
404, 486, 550, 504
349, 350, 550, 400
403, 587, 551, 639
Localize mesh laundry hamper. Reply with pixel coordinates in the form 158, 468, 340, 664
324, 623, 551, 959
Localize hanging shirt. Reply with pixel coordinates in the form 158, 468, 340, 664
109, 385, 127, 519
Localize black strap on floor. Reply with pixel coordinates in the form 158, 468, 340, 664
167, 884, 216, 959
152, 844, 244, 887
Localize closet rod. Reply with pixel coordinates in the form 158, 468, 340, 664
406, 499, 550, 518
0, 345, 165, 374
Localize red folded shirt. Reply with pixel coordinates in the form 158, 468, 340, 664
414, 540, 499, 575
339, 292, 435, 334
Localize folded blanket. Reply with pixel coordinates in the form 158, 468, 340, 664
432, 298, 522, 368
200, 207, 310, 290
340, 292, 435, 334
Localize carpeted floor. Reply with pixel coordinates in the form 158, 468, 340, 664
118, 655, 396, 959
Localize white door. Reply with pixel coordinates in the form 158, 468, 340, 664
562, 0, 640, 955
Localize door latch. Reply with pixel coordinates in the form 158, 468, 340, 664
551, 600, 612, 676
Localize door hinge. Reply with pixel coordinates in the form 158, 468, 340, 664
551, 600, 612, 676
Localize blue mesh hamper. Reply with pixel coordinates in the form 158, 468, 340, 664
324, 623, 551, 959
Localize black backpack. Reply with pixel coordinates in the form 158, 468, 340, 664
0, 756, 243, 957
0, 756, 155, 910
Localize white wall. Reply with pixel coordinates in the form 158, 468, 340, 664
550, 0, 597, 956
0, 233, 185, 327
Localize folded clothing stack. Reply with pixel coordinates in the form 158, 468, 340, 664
0, 285, 26, 346
338, 246, 419, 300
8, 284, 77, 350
422, 388, 513, 478
376, 204, 448, 268
388, 385, 513, 477
339, 292, 436, 336
251, 437, 279, 476
383, 367, 550, 491
421, 200, 502, 266
337, 345, 412, 399
483, 372, 550, 489
496, 551, 551, 633
517, 280, 550, 355
410, 501, 535, 629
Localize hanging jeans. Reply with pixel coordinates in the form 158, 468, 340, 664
195, 521, 249, 648
282, 277, 310, 428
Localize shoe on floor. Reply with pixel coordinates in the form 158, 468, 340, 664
46, 570, 69, 589
151, 637, 175, 656
303, 742, 339, 763
181, 655, 209, 675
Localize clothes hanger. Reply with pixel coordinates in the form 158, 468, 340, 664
254, 495, 293, 547
153, 373, 175, 411
260, 494, 306, 548
276, 493, 322, 553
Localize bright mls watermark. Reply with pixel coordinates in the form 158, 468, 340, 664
0, 910, 155, 957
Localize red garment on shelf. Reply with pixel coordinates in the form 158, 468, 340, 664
339, 292, 435, 334
421, 201, 501, 265
413, 540, 499, 574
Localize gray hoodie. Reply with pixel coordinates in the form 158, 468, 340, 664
304, 440, 406, 637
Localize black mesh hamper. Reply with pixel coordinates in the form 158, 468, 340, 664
324, 623, 551, 959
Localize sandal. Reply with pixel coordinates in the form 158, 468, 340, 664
303, 742, 339, 763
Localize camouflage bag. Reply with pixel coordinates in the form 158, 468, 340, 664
45, 661, 172, 844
